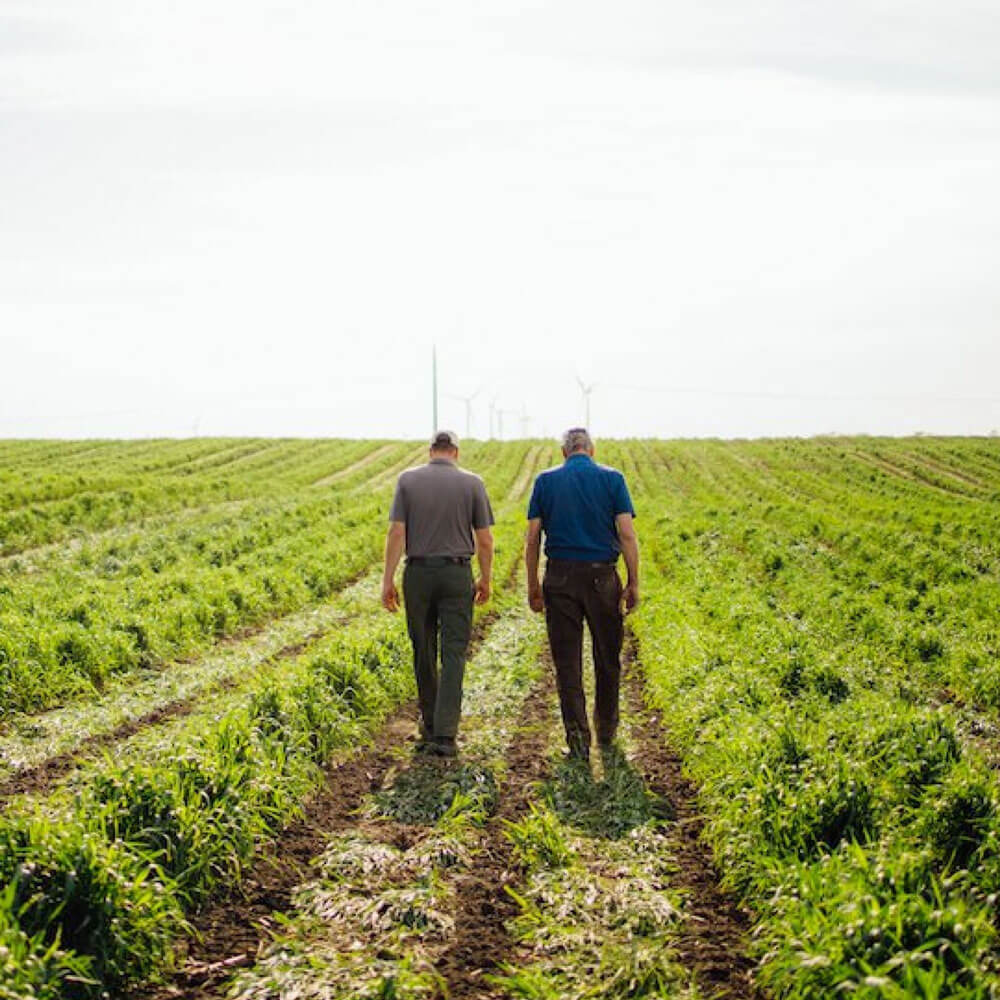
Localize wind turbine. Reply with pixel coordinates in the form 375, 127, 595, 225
444, 388, 482, 438
576, 377, 595, 429
519, 403, 531, 439
432, 345, 439, 434
488, 397, 499, 440
500, 406, 520, 440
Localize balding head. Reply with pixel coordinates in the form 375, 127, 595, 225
561, 427, 594, 457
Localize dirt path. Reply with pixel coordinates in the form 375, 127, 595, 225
0, 561, 385, 800
899, 449, 987, 491
623, 648, 759, 999
435, 662, 557, 999
131, 702, 420, 1000
847, 449, 968, 498
126, 606, 537, 1000
0, 627, 330, 803
122, 624, 759, 1000
504, 444, 546, 504
310, 443, 397, 487
362, 444, 427, 490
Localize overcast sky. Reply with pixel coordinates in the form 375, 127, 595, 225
2, 0, 999, 440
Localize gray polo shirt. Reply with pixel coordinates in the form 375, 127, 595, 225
389, 459, 494, 558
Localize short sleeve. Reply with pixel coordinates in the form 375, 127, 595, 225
389, 479, 406, 522
472, 480, 495, 529
612, 473, 635, 517
527, 477, 543, 520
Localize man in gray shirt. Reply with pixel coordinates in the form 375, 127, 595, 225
382, 430, 495, 756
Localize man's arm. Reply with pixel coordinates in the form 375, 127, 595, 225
474, 526, 494, 605
382, 521, 405, 612
525, 517, 544, 613
616, 512, 640, 611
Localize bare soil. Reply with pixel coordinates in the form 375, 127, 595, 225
130, 703, 421, 1000
125, 600, 529, 999
435, 661, 557, 999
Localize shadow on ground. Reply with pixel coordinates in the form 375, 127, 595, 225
373, 753, 500, 825
544, 746, 675, 839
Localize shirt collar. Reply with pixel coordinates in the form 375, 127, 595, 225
566, 453, 593, 464
429, 457, 456, 466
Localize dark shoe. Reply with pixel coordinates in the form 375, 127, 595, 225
432, 738, 458, 758
413, 723, 435, 754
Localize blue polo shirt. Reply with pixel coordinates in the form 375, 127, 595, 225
527, 454, 636, 562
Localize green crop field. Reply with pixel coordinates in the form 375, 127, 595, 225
2, 436, 1000, 999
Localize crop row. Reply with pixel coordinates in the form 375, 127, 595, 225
0, 608, 413, 998
0, 439, 381, 510
0, 439, 418, 555
632, 446, 1000, 997
639, 439, 1000, 708
0, 491, 388, 716
227, 604, 546, 999
0, 441, 541, 721
3, 475, 531, 817
0, 450, 539, 998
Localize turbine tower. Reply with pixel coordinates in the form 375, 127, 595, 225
488, 397, 499, 440
432, 345, 439, 434
576, 377, 595, 430
444, 388, 482, 438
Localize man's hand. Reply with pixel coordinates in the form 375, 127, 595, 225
525, 519, 544, 614
623, 581, 640, 613
382, 522, 405, 613
382, 579, 401, 612
474, 577, 491, 605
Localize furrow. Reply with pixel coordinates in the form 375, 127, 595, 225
131, 603, 548, 1000
311, 443, 397, 486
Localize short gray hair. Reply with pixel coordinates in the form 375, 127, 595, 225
430, 429, 459, 450
561, 427, 593, 453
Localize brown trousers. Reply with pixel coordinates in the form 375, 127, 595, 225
542, 559, 624, 756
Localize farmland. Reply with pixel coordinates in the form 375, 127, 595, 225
1, 436, 1000, 999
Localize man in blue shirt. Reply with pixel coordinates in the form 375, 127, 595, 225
525, 428, 639, 761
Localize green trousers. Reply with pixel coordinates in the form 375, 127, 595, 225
402, 560, 475, 740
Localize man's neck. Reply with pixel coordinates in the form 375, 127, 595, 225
429, 455, 457, 465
